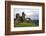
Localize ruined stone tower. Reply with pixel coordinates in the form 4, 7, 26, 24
16, 13, 20, 19
15, 13, 20, 23
22, 12, 25, 22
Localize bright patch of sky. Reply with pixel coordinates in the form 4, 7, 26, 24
14, 8, 39, 20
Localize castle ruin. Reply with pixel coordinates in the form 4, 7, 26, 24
14, 12, 32, 24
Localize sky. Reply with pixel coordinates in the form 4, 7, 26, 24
14, 8, 39, 20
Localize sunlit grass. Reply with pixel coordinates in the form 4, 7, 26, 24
14, 22, 36, 27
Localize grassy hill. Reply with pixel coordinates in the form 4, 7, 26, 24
14, 20, 39, 27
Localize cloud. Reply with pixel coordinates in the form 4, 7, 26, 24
25, 13, 33, 16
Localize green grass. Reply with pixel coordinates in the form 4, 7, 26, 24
14, 22, 36, 27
